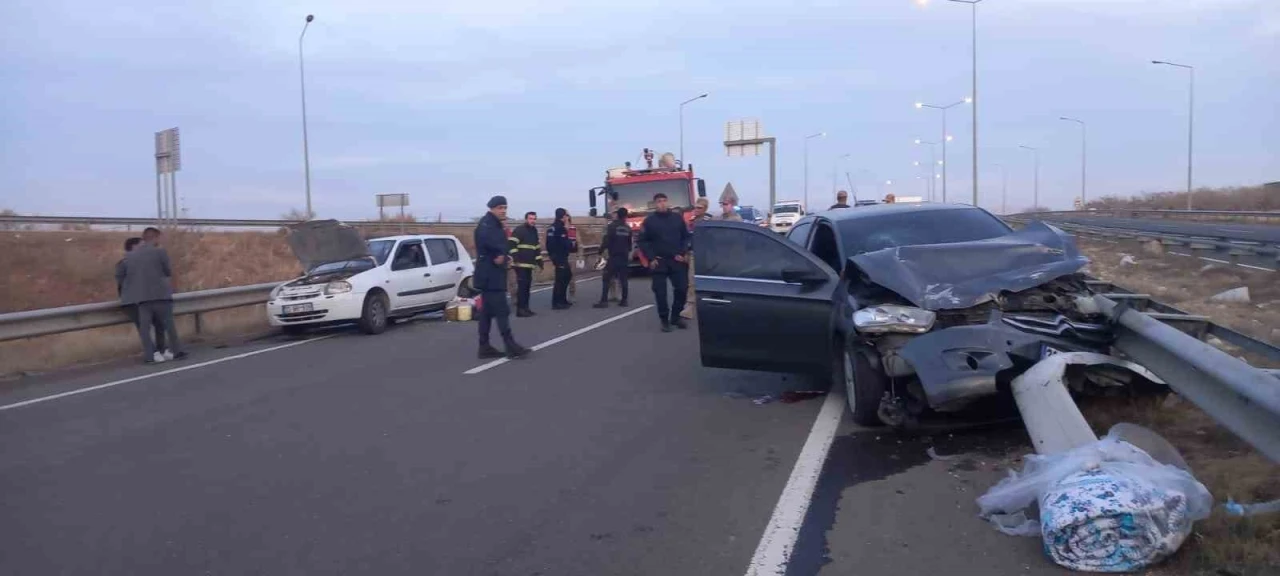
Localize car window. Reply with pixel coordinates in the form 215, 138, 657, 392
425, 238, 459, 264
787, 221, 813, 246
698, 226, 822, 281
837, 208, 1012, 255
810, 223, 841, 270
391, 240, 427, 270
367, 239, 395, 266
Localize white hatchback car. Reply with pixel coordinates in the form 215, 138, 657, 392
267, 220, 475, 335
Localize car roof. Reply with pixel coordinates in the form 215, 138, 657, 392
815, 202, 980, 222
367, 234, 457, 242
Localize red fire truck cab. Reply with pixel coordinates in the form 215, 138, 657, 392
588, 150, 707, 268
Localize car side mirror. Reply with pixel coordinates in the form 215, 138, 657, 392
587, 189, 598, 209
697, 179, 707, 198
782, 268, 823, 285
589, 208, 598, 217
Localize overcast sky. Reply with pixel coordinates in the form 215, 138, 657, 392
2, 0, 1277, 220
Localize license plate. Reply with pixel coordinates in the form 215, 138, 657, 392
1041, 344, 1063, 359
283, 303, 313, 314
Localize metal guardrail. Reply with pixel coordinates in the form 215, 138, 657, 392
1006, 217, 1280, 270
0, 214, 607, 230
1018, 209, 1280, 219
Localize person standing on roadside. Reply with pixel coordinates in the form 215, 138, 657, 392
830, 190, 851, 209
638, 192, 692, 332
594, 207, 632, 308
116, 236, 168, 356
547, 207, 574, 310
474, 196, 530, 359
679, 198, 714, 320
565, 213, 580, 302
119, 227, 185, 364
509, 211, 543, 317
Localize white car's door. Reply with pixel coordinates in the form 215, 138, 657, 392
385, 240, 433, 310
423, 238, 465, 304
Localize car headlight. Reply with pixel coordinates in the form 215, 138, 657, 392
325, 280, 353, 295
853, 305, 936, 334
269, 284, 285, 300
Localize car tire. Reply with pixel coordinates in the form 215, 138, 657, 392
281, 325, 307, 337
840, 344, 887, 426
358, 293, 389, 335
458, 276, 476, 298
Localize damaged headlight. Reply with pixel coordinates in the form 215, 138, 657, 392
853, 305, 936, 334
324, 280, 353, 295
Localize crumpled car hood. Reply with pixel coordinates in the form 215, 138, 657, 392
285, 219, 370, 272
849, 221, 1088, 310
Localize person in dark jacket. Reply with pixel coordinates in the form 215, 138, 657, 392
829, 190, 851, 209
119, 227, 185, 364
638, 192, 692, 332
117, 236, 168, 356
546, 207, 574, 310
473, 196, 530, 359
594, 207, 632, 308
509, 211, 543, 317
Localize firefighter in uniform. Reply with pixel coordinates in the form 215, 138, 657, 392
509, 211, 543, 317
594, 207, 632, 308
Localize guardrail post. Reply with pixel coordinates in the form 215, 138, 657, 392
194, 312, 203, 335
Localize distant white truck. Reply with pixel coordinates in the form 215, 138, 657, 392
769, 200, 805, 234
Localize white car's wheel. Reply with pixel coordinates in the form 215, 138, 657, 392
358, 293, 389, 335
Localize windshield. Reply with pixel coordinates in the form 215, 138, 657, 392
774, 204, 802, 214
610, 179, 691, 213
367, 239, 396, 266
837, 208, 1013, 256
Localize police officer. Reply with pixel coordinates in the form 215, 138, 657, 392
594, 207, 632, 308
474, 196, 530, 359
547, 207, 574, 310
509, 211, 543, 317
638, 192, 692, 332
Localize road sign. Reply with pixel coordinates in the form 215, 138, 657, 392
725, 120, 763, 157
154, 127, 181, 173
377, 194, 410, 208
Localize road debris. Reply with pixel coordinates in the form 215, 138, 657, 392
1142, 240, 1164, 256
1208, 286, 1250, 304
1119, 254, 1137, 266
779, 390, 827, 403
1223, 498, 1280, 517
977, 424, 1212, 572
926, 446, 959, 461
752, 395, 775, 405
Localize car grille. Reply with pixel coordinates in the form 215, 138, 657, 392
1002, 314, 1110, 343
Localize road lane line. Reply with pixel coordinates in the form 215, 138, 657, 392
1199, 257, 1230, 264
1237, 263, 1276, 272
745, 388, 845, 576
464, 304, 654, 375
1168, 252, 1191, 257
530, 274, 603, 295
0, 336, 336, 412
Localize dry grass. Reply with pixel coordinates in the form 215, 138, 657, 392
1085, 185, 1279, 212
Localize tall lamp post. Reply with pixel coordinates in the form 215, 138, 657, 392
832, 153, 852, 197
914, 97, 969, 202
993, 163, 1008, 214
1151, 60, 1195, 210
1019, 145, 1040, 210
914, 139, 939, 201
803, 132, 826, 208
678, 93, 708, 168
299, 14, 315, 219
1059, 117, 1086, 206
947, 0, 984, 208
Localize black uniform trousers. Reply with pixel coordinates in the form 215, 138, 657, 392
514, 268, 534, 310
552, 262, 573, 306
650, 259, 689, 323
599, 260, 629, 303
478, 290, 515, 347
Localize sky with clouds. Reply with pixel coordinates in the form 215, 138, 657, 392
1, 0, 1277, 220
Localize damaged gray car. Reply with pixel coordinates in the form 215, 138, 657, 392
693, 203, 1161, 426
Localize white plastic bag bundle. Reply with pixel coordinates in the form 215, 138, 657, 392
977, 425, 1212, 572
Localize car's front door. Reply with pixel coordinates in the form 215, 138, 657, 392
386, 240, 432, 310
423, 238, 464, 303
693, 221, 839, 373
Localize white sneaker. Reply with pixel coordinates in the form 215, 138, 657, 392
162, 350, 175, 361
152, 352, 167, 363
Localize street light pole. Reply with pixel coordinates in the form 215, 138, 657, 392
803, 132, 825, 209
914, 139, 939, 201
1152, 60, 1195, 210
993, 163, 1007, 214
834, 153, 851, 197
916, 98, 968, 202
299, 14, 315, 219
1019, 145, 1039, 209
678, 93, 708, 168
1059, 117, 1086, 206
948, 0, 983, 208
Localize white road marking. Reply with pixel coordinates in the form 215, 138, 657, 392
1199, 257, 1230, 264
1168, 252, 1191, 257
0, 335, 337, 412
1237, 263, 1277, 272
745, 387, 845, 576
530, 274, 603, 295
464, 304, 654, 374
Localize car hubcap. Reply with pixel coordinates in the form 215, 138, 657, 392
843, 350, 856, 411
372, 301, 384, 326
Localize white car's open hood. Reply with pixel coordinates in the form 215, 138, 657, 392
285, 220, 370, 272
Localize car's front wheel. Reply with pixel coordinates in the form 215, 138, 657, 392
839, 343, 887, 426
457, 276, 476, 298
358, 293, 389, 335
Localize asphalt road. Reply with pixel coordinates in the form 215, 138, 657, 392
0, 277, 1062, 576
1037, 215, 1280, 244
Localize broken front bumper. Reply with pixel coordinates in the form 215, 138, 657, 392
895, 313, 1111, 411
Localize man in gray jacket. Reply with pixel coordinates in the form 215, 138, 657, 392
118, 227, 185, 364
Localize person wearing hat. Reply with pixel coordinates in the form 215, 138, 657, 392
474, 195, 530, 359
718, 183, 743, 221
638, 192, 692, 332
594, 206, 633, 308
546, 207, 574, 310
830, 190, 851, 209
678, 198, 714, 320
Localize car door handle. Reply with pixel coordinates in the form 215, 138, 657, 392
455, 267, 463, 271
423, 273, 431, 277
702, 297, 732, 305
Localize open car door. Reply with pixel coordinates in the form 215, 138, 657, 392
693, 221, 839, 373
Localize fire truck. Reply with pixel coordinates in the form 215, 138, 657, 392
588, 148, 707, 267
